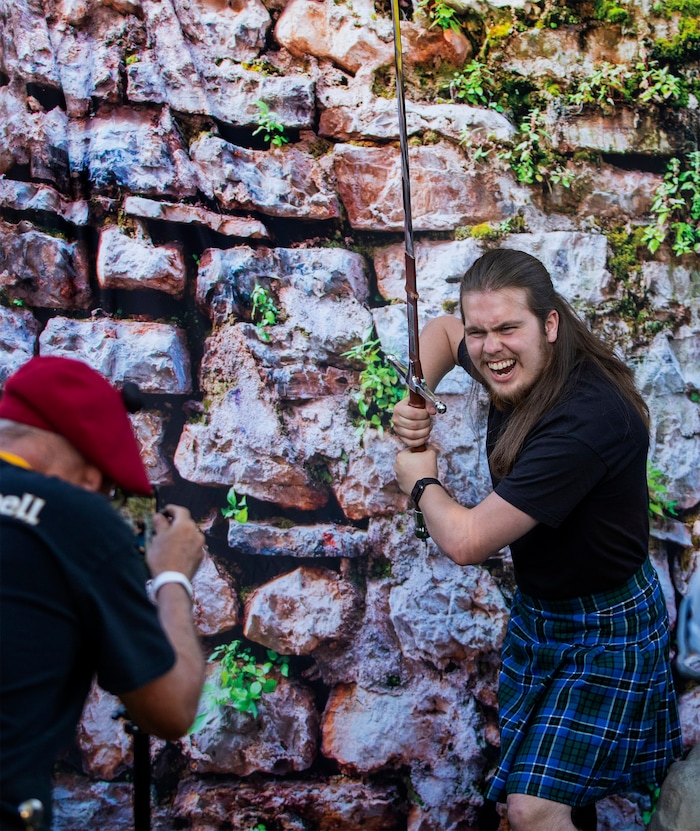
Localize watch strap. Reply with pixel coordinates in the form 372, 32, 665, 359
410, 477, 443, 508
147, 570, 194, 604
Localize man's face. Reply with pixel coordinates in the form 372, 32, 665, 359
462, 287, 559, 407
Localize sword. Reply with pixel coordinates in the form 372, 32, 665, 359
388, 0, 446, 541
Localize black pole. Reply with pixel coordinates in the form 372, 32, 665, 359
127, 722, 151, 831
112, 707, 151, 830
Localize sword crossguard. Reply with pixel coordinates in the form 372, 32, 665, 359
386, 355, 447, 414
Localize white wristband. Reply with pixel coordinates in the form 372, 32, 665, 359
147, 571, 194, 604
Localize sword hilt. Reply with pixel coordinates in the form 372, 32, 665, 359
387, 354, 446, 541
386, 355, 447, 415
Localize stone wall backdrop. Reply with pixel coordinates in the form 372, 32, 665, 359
1, 0, 699, 828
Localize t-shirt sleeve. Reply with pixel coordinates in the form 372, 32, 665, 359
457, 338, 480, 379
74, 514, 176, 695
495, 432, 608, 528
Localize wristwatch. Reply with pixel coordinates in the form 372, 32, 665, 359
410, 477, 443, 508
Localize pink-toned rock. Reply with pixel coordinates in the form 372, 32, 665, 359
374, 231, 613, 312
678, 685, 700, 750
168, 0, 270, 63
39, 317, 192, 394
321, 678, 480, 773
0, 305, 39, 385
51, 773, 135, 830
333, 143, 508, 231
227, 519, 368, 559
190, 134, 340, 220
0, 0, 58, 85
310, 579, 405, 689
172, 776, 404, 830
184, 669, 318, 775
97, 224, 186, 297
389, 554, 509, 665
244, 566, 362, 654
0, 86, 31, 175
553, 108, 674, 156
275, 0, 393, 75
123, 195, 270, 239
175, 324, 329, 509
48, 7, 127, 116
0, 219, 92, 310
67, 106, 204, 198
192, 552, 240, 637
261, 363, 358, 400
130, 412, 173, 485
0, 180, 90, 225
76, 684, 132, 780
402, 19, 470, 68
322, 672, 489, 829
331, 429, 406, 521
319, 99, 513, 143
277, 0, 467, 76
560, 163, 659, 220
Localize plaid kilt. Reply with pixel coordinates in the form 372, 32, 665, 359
487, 557, 683, 806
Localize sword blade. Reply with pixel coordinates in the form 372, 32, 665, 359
390, 0, 432, 543
389, 0, 424, 412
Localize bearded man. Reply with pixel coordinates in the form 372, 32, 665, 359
392, 249, 682, 831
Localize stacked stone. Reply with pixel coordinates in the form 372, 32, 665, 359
1, 0, 698, 828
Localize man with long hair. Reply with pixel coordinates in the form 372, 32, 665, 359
392, 249, 682, 831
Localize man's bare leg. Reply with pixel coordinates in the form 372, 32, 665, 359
506, 793, 578, 831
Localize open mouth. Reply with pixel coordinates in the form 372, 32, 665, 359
487, 359, 516, 378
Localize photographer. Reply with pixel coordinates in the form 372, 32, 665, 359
0, 356, 205, 830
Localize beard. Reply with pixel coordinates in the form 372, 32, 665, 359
486, 348, 554, 412
488, 378, 538, 411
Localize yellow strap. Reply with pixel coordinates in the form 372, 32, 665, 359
0, 451, 32, 469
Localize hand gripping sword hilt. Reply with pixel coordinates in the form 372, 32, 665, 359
387, 354, 446, 541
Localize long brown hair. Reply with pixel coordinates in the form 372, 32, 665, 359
460, 249, 650, 478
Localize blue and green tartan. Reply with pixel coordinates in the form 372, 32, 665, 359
487, 557, 683, 806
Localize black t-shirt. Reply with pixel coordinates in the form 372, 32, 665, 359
0, 461, 175, 829
457, 342, 649, 599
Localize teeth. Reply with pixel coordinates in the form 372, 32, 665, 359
488, 360, 515, 371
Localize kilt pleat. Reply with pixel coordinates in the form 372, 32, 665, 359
487, 557, 683, 806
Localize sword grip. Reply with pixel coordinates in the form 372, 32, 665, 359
408, 389, 427, 454
407, 390, 430, 540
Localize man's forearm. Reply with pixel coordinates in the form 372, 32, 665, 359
156, 583, 205, 706
120, 583, 204, 740
417, 487, 538, 567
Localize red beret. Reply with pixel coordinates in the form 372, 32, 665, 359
0, 356, 152, 495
